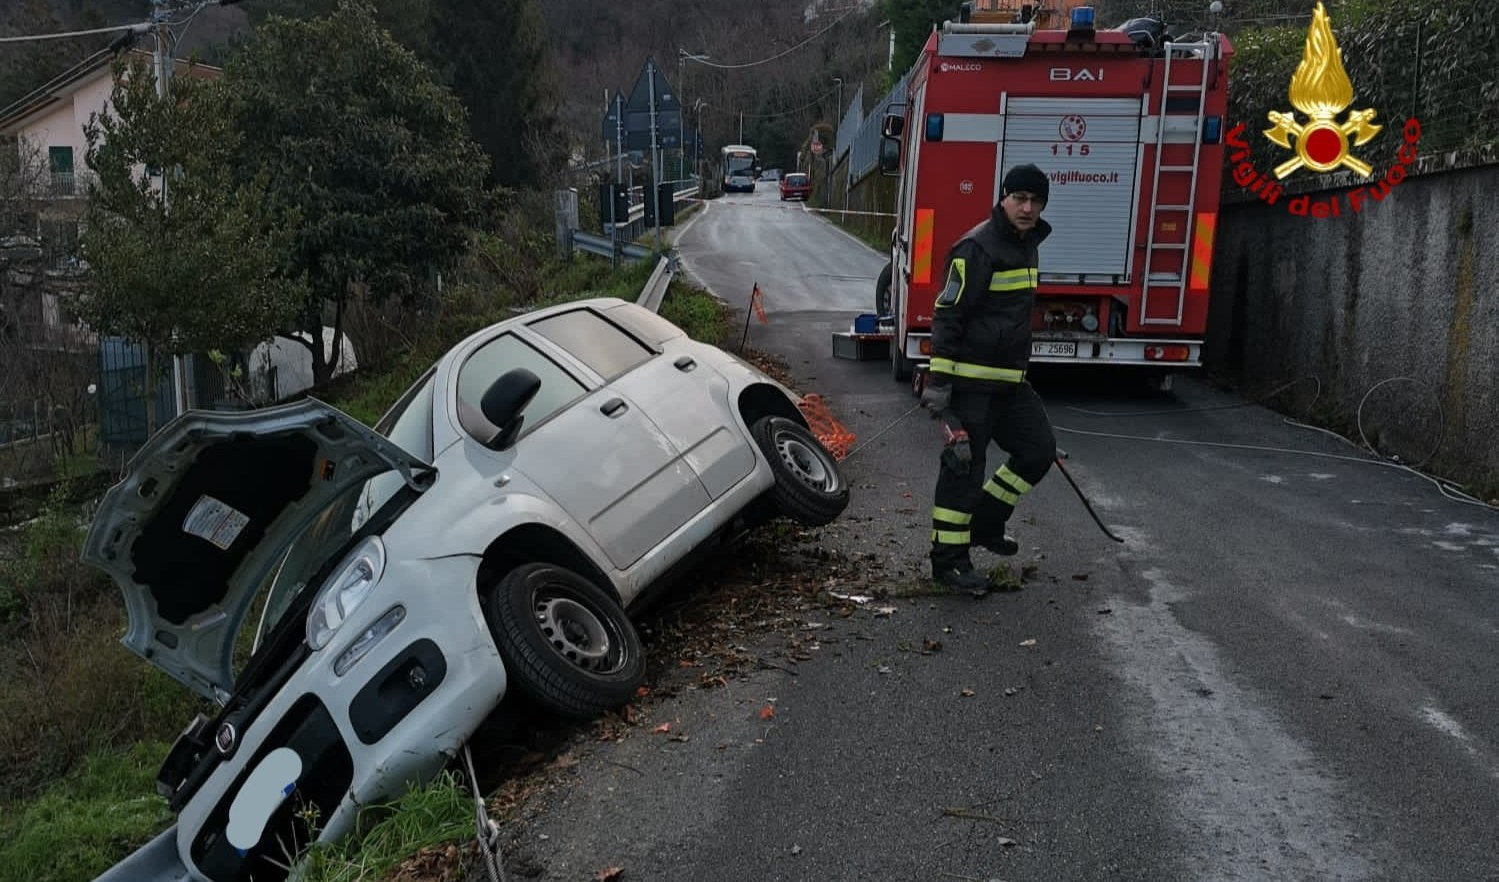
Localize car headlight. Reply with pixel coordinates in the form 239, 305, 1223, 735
306, 536, 386, 651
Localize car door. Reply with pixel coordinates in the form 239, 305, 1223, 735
453, 330, 709, 570
526, 305, 755, 500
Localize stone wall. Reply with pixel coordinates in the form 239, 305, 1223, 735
1205, 162, 1499, 492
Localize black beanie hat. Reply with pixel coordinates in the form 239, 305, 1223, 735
1001, 163, 1049, 204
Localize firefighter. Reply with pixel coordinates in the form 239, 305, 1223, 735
920, 163, 1058, 594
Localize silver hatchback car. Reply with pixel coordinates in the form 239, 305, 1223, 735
84, 297, 849, 882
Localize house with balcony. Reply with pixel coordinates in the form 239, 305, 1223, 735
1, 45, 221, 261
1, 46, 223, 453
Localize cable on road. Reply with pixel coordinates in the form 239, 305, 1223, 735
841, 403, 922, 460
1051, 424, 1498, 512
1057, 372, 1494, 513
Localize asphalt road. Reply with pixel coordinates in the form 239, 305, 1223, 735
503, 184, 1499, 881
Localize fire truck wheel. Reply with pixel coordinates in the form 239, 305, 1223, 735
876, 262, 892, 315
750, 416, 849, 527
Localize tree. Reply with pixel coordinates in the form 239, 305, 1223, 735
76, 58, 304, 432
425, 0, 563, 188
222, 0, 488, 385
880, 0, 954, 80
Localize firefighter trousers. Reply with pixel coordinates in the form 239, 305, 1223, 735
930, 381, 1056, 563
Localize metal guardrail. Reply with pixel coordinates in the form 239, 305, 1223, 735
572, 185, 699, 265
636, 255, 676, 313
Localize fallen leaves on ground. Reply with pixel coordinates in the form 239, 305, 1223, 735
594, 866, 624, 881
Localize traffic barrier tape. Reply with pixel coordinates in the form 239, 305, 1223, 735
687, 197, 897, 219
797, 393, 857, 461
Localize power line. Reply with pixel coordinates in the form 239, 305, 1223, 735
684, 7, 859, 70
709, 82, 843, 120
0, 22, 149, 43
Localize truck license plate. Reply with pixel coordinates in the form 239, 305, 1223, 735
1032, 341, 1077, 358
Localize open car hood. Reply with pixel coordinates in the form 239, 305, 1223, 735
81, 398, 434, 703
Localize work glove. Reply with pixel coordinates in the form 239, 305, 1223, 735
940, 421, 972, 475
920, 379, 951, 414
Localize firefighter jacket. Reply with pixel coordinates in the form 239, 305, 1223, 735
929, 212, 1052, 391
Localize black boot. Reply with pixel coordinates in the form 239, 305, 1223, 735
931, 553, 992, 596
973, 531, 1019, 556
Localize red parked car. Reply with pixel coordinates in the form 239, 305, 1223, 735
779, 172, 811, 201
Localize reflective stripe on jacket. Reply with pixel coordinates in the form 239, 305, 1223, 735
929, 214, 1052, 391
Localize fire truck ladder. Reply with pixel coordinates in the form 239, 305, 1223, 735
1140, 38, 1217, 326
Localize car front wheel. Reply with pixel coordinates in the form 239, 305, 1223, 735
750, 416, 849, 527
484, 562, 644, 720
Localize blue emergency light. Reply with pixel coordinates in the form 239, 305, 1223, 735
1071, 6, 1096, 30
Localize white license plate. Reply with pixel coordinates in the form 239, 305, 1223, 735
1031, 341, 1077, 358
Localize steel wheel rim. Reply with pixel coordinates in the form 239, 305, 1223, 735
534, 591, 626, 674
775, 432, 840, 494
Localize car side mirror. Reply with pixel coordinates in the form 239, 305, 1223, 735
878, 136, 902, 176
480, 367, 541, 450
881, 112, 905, 139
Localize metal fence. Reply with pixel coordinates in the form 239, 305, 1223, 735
96, 339, 232, 449
846, 71, 911, 186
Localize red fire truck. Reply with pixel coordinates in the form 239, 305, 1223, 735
875, 3, 1233, 393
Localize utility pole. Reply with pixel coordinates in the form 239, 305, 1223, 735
150, 0, 191, 422
647, 58, 662, 253
678, 51, 710, 182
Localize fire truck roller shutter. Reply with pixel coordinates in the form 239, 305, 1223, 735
1000, 98, 1143, 277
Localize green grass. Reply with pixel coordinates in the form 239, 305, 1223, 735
660, 278, 730, 345
290, 772, 474, 882
0, 742, 174, 882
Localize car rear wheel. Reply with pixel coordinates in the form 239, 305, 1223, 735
484, 562, 644, 720
750, 416, 849, 527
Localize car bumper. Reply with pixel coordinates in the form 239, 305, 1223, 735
168, 554, 503, 882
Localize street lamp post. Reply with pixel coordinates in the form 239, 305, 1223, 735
679, 50, 710, 181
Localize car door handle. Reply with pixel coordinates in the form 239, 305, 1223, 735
674, 356, 696, 372
600, 397, 628, 418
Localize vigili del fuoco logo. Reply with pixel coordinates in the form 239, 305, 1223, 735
1225, 2, 1422, 219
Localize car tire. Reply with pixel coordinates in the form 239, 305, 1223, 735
750, 416, 849, 527
484, 562, 644, 721
876, 262, 892, 315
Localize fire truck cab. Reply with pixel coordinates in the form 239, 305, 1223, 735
877, 3, 1233, 393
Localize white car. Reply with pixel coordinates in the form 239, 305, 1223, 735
83, 297, 848, 882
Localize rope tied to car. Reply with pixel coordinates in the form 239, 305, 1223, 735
462, 742, 510, 882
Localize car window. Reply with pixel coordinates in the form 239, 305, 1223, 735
602, 303, 683, 348
354, 368, 436, 532
526, 308, 654, 381
374, 367, 436, 460
457, 332, 587, 441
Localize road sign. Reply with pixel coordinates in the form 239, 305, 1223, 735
622, 57, 682, 150
601, 90, 625, 144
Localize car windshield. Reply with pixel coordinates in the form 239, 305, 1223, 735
247, 368, 436, 655
248, 479, 373, 657
787, 174, 808, 185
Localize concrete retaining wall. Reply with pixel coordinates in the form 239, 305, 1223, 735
1206, 163, 1499, 492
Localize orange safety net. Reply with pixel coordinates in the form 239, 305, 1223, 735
797, 393, 857, 461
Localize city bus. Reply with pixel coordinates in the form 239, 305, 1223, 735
721, 144, 758, 192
